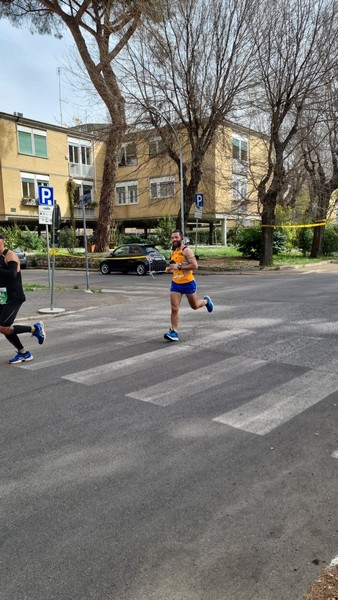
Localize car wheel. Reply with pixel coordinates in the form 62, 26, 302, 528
136, 263, 146, 276
100, 262, 110, 275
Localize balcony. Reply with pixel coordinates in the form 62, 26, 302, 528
21, 198, 38, 206
74, 205, 98, 219
69, 163, 94, 179
232, 158, 248, 175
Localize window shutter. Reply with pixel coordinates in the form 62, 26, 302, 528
34, 134, 48, 158
18, 131, 33, 155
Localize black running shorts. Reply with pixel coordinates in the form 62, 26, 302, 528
0, 301, 23, 326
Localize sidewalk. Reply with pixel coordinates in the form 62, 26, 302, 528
17, 288, 126, 321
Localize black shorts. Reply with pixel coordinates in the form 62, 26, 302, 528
0, 302, 23, 326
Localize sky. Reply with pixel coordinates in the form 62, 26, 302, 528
0, 19, 105, 127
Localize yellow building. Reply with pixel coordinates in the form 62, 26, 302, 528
0, 111, 267, 242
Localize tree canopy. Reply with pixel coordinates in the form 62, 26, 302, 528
0, 0, 162, 250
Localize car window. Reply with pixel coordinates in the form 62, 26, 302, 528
113, 246, 130, 257
144, 246, 157, 254
129, 246, 141, 255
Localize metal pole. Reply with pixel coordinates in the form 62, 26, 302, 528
45, 224, 51, 287
82, 203, 90, 292
50, 222, 55, 311
195, 218, 198, 255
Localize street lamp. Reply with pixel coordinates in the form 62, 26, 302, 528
149, 106, 185, 235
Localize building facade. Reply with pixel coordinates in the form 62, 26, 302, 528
0, 111, 267, 240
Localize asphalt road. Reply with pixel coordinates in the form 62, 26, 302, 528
2, 268, 338, 600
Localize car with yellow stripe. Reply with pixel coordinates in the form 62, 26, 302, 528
99, 244, 167, 276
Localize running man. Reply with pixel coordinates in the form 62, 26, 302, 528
164, 229, 214, 341
0, 235, 45, 364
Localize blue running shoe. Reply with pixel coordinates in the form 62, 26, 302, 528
8, 351, 33, 364
32, 321, 46, 345
204, 295, 214, 313
164, 329, 179, 342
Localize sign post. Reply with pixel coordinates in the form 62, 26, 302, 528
81, 191, 93, 293
194, 193, 204, 255
38, 189, 65, 314
38, 186, 54, 287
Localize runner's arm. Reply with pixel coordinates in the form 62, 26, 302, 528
0, 251, 19, 280
0, 261, 19, 280
182, 248, 198, 270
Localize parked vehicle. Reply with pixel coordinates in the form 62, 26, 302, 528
99, 244, 167, 276
14, 247, 28, 269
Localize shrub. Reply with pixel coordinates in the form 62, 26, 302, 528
122, 234, 143, 244
110, 223, 123, 247
0, 225, 20, 249
20, 227, 47, 251
236, 226, 287, 259
227, 225, 241, 246
296, 228, 313, 256
0, 225, 47, 251
323, 225, 338, 256
156, 216, 176, 249
60, 227, 78, 253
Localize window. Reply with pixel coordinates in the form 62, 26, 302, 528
150, 177, 175, 200
116, 181, 138, 205
118, 144, 137, 166
21, 172, 49, 204
68, 139, 92, 165
232, 176, 248, 214
18, 126, 47, 158
149, 138, 165, 157
73, 181, 94, 206
232, 136, 248, 162
114, 246, 130, 256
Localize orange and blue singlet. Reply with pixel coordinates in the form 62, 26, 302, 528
170, 247, 197, 294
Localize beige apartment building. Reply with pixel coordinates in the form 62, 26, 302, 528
0, 111, 267, 241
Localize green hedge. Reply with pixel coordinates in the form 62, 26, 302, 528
235, 226, 287, 259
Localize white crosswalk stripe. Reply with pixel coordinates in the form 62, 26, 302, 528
126, 356, 266, 406
212, 370, 338, 435
62, 345, 183, 385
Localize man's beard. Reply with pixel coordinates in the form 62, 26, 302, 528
172, 240, 181, 250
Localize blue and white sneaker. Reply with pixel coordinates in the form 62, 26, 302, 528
8, 351, 33, 364
32, 321, 46, 345
164, 329, 179, 342
204, 295, 214, 313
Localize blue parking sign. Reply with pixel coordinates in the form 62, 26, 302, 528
38, 186, 54, 206
195, 193, 204, 208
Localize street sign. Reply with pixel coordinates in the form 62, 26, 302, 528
38, 186, 54, 206
195, 193, 204, 208
194, 207, 203, 220
38, 205, 53, 225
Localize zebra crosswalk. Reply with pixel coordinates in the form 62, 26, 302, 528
125, 355, 266, 407
8, 310, 338, 437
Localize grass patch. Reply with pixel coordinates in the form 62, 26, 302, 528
273, 252, 337, 266
23, 284, 64, 291
23, 284, 50, 291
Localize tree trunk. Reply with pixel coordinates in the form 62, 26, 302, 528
95, 125, 122, 252
309, 186, 331, 258
310, 225, 325, 258
260, 199, 275, 267
95, 81, 126, 252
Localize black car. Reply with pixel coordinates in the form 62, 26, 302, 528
99, 244, 167, 276
14, 247, 28, 269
